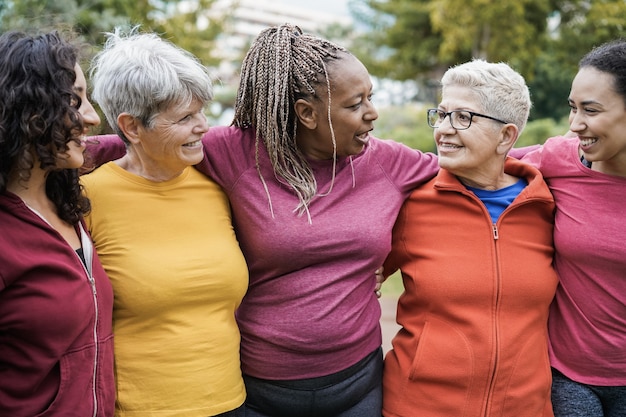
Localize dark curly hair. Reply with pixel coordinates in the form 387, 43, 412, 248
0, 30, 90, 224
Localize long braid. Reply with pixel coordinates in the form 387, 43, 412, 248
233, 24, 347, 218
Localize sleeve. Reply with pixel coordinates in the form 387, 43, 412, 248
382, 202, 409, 278
194, 125, 250, 190
375, 139, 439, 194
518, 145, 545, 170
83, 135, 126, 173
509, 144, 541, 160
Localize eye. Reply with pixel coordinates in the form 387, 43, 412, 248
177, 114, 193, 123
456, 112, 471, 122
436, 110, 446, 120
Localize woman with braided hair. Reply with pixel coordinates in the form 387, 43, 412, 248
190, 24, 439, 416
90, 23, 438, 416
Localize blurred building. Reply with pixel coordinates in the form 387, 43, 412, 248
206, 0, 353, 121
210, 0, 350, 78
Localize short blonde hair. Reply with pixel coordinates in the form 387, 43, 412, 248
441, 59, 531, 134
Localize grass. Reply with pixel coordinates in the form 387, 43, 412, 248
381, 270, 404, 297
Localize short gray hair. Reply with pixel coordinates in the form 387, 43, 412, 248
90, 27, 213, 142
441, 59, 531, 134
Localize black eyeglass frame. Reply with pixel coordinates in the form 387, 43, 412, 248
427, 108, 509, 130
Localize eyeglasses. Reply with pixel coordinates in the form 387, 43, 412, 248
427, 108, 509, 130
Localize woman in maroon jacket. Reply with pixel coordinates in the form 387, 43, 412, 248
0, 31, 115, 416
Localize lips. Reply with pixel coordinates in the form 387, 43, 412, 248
355, 131, 371, 145
70, 137, 86, 149
579, 137, 598, 148
183, 139, 201, 147
438, 142, 461, 150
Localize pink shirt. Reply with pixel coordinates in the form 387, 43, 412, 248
522, 136, 626, 385
197, 126, 439, 379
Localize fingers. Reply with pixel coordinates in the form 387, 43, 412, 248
375, 266, 384, 298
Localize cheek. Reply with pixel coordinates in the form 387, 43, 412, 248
160, 131, 182, 148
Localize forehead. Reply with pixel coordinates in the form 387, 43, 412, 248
327, 54, 372, 93
570, 67, 620, 104
440, 85, 481, 110
157, 98, 203, 119
73, 64, 88, 90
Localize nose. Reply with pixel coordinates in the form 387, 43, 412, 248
80, 99, 101, 129
568, 110, 585, 133
194, 111, 210, 133
437, 114, 456, 133
365, 99, 378, 121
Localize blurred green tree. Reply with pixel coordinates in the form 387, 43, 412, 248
0, 0, 225, 66
348, 0, 626, 121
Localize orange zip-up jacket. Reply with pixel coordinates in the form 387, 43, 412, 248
383, 157, 558, 417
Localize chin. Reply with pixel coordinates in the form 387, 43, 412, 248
57, 158, 85, 170
188, 155, 204, 166
437, 156, 453, 170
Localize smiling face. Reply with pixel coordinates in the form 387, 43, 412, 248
296, 53, 378, 160
56, 64, 101, 170
434, 85, 511, 186
568, 67, 626, 176
134, 98, 209, 178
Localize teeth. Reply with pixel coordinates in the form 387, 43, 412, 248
580, 138, 597, 147
184, 140, 200, 147
439, 143, 460, 149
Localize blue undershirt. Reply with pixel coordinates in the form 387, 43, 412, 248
466, 178, 527, 223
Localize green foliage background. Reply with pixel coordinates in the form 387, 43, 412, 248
0, 0, 622, 147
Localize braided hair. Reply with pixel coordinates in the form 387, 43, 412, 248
233, 24, 349, 218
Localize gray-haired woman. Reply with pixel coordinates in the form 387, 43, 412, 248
84, 29, 248, 417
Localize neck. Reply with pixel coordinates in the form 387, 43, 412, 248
457, 172, 518, 190
117, 150, 185, 182
592, 159, 626, 177
7, 166, 49, 205
580, 149, 626, 177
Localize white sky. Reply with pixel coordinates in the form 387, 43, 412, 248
272, 0, 350, 17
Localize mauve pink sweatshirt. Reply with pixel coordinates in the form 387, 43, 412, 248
89, 127, 439, 380
197, 125, 438, 380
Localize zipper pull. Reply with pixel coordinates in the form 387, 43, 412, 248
492, 224, 499, 240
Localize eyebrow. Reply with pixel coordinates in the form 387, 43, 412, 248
350, 90, 371, 100
569, 98, 603, 106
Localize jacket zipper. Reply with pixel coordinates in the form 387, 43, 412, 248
76, 224, 99, 417
85, 269, 99, 417
22, 204, 100, 416
483, 222, 501, 417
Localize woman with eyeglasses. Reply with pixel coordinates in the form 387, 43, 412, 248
381, 59, 558, 417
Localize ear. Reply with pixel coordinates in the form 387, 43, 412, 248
497, 124, 519, 156
294, 98, 318, 130
117, 113, 141, 145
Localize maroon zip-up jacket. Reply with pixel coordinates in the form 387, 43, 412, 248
0, 192, 115, 417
